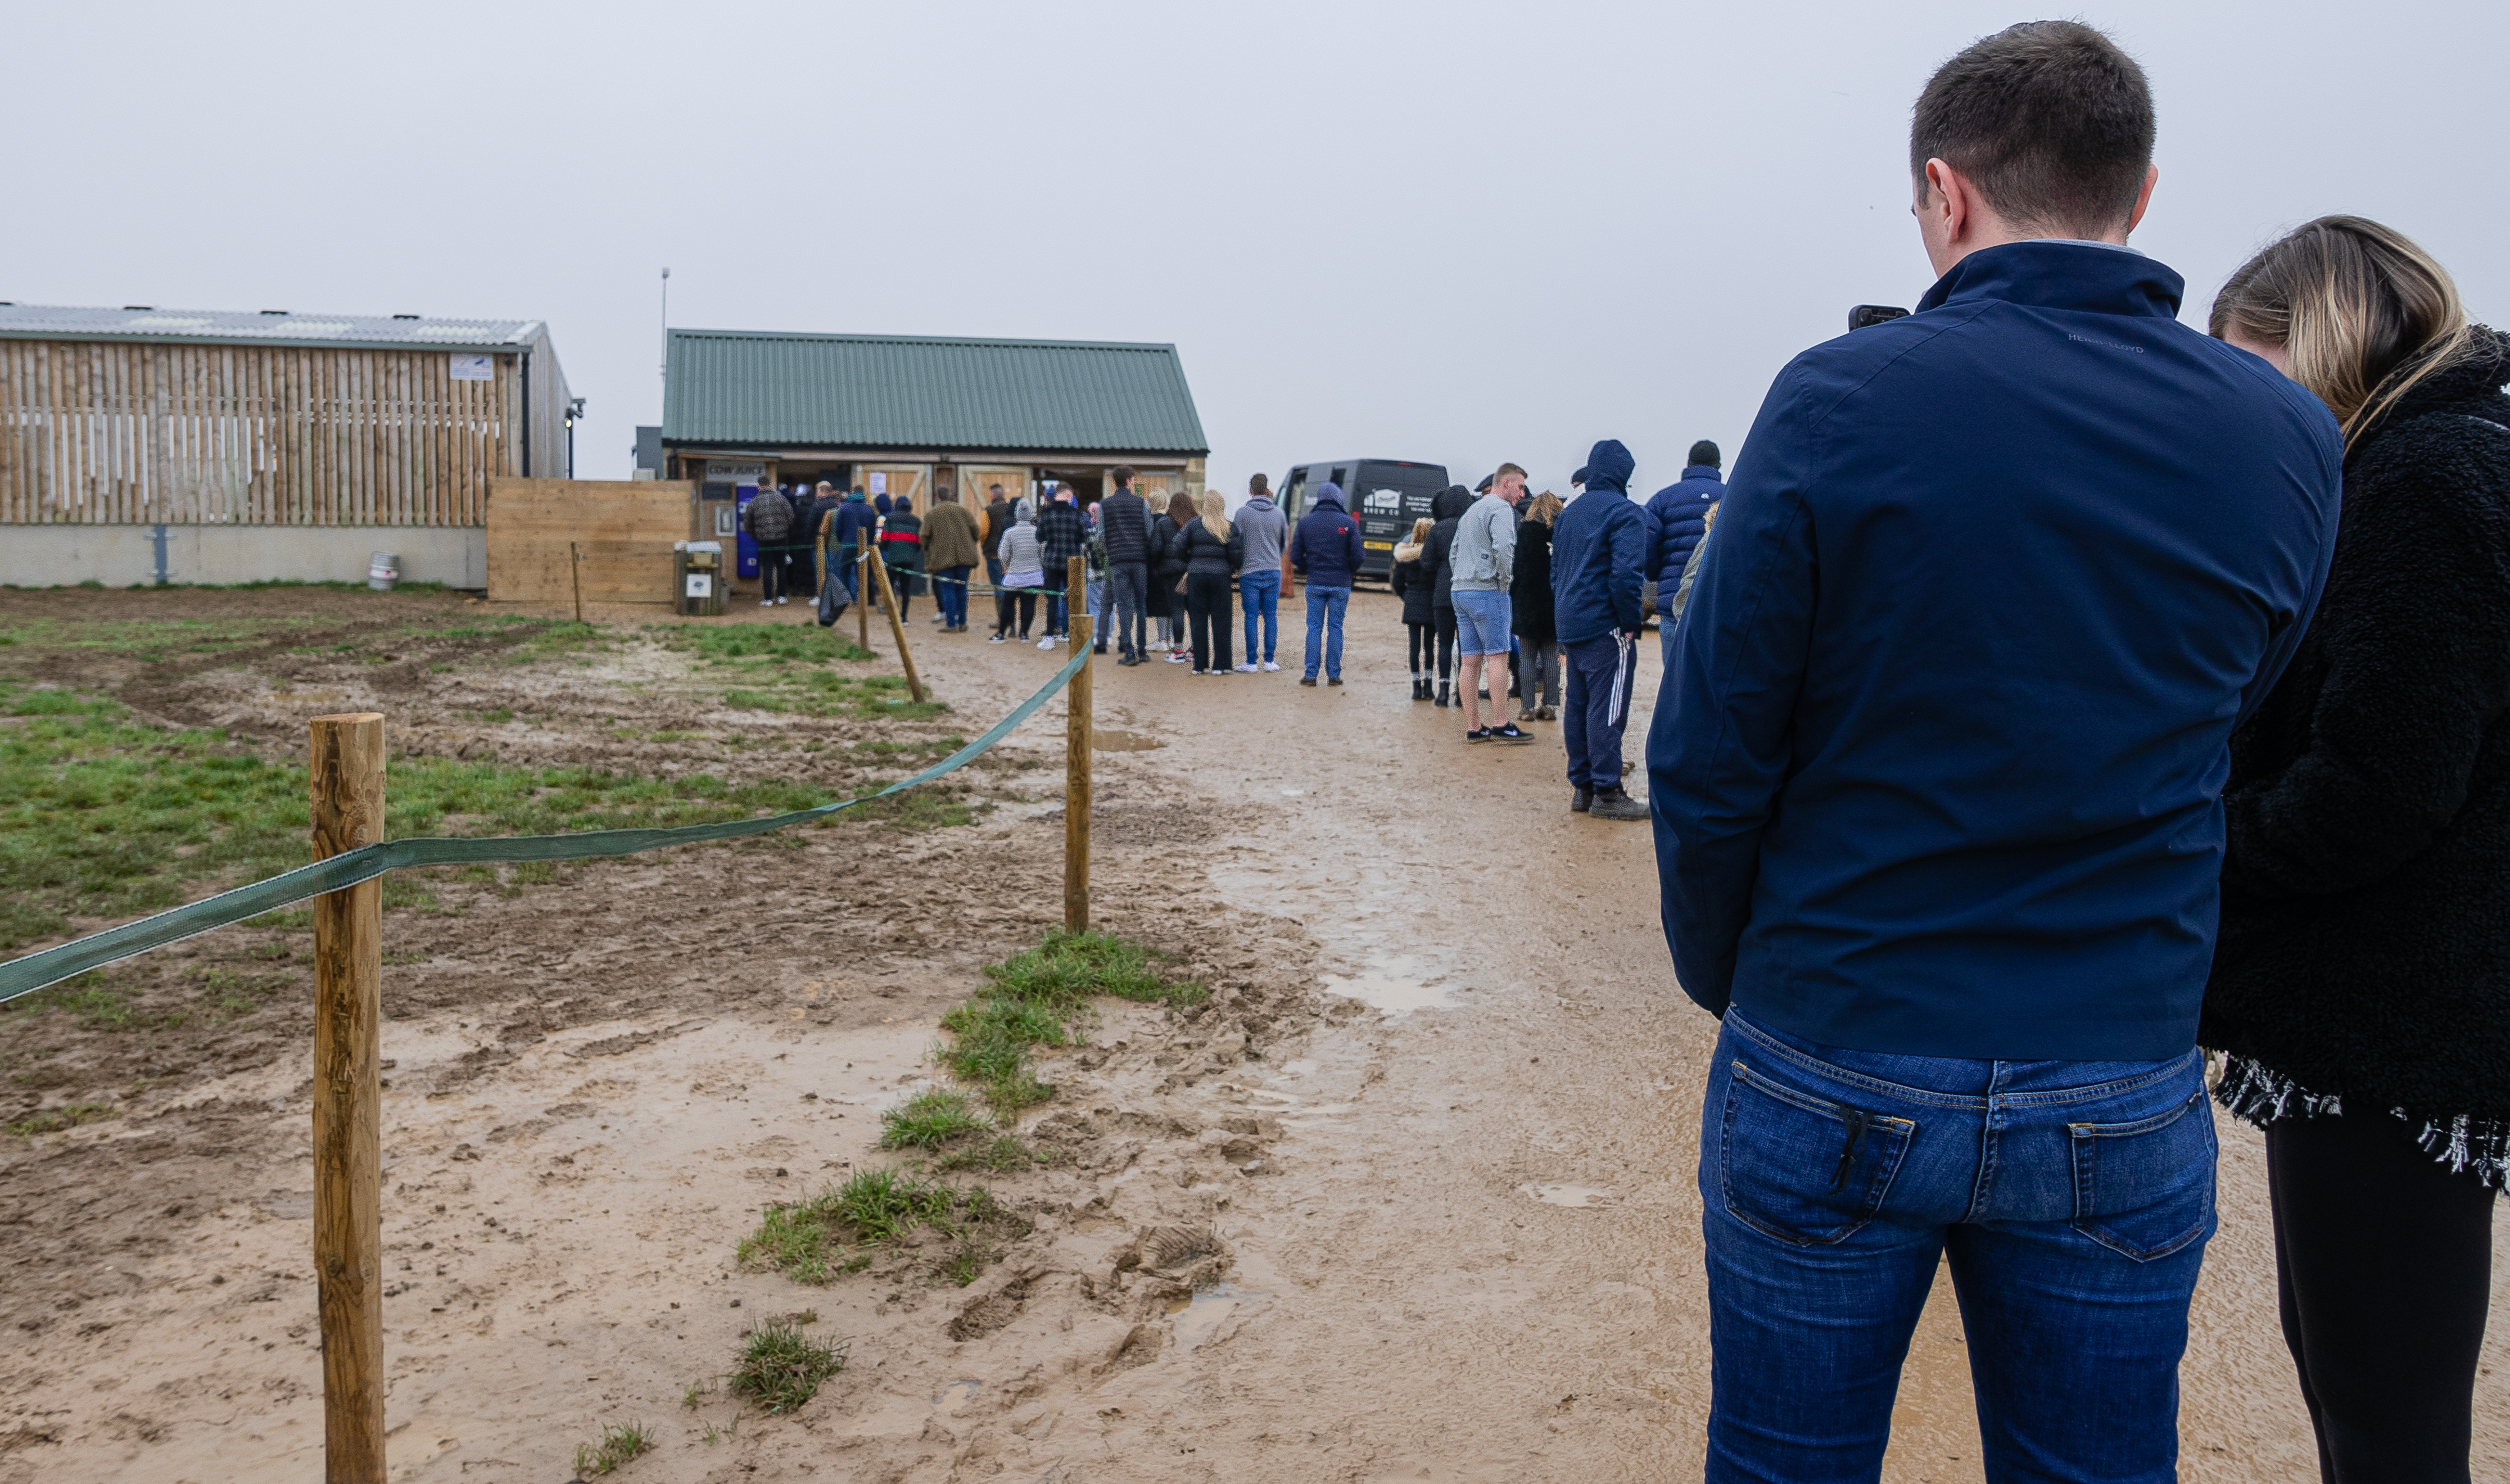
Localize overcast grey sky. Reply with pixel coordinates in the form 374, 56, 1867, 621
12, 1, 2505, 500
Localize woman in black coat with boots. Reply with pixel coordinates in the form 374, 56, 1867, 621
2204, 215, 2509, 1481
1390, 517, 1436, 699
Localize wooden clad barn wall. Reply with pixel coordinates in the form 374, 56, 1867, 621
957, 465, 1032, 508
0, 340, 515, 526
486, 478, 694, 604
856, 464, 930, 510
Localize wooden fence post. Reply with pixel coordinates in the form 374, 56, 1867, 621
857, 550, 872, 651
1065, 555, 1092, 932
309, 713, 386, 1484
568, 541, 584, 624
869, 556, 926, 703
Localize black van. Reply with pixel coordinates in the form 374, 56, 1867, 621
1278, 459, 1450, 582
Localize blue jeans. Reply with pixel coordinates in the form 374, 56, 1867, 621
830, 545, 860, 601
1702, 1009, 2215, 1483
1086, 574, 1110, 646
1563, 632, 1639, 788
1302, 585, 1349, 679
1451, 588, 1511, 655
1110, 562, 1150, 658
1239, 568, 1281, 662
1047, 592, 1068, 636
935, 564, 971, 628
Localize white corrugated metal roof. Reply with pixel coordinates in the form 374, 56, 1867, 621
0, 302, 544, 352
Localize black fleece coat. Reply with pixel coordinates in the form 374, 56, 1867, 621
1512, 516, 1557, 644
1390, 552, 1435, 626
2201, 329, 2510, 1122
1424, 485, 1472, 613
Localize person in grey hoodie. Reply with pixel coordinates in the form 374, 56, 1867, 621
1233, 473, 1290, 671
1451, 465, 1532, 743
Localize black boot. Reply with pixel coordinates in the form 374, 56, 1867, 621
1572, 785, 1594, 814
1413, 677, 1430, 702
1589, 786, 1649, 822
1435, 681, 1451, 708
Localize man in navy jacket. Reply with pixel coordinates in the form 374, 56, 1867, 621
1649, 22, 2341, 1476
1551, 439, 1649, 820
1288, 482, 1364, 684
1639, 441, 1723, 667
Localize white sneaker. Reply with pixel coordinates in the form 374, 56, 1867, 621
1234, 663, 1258, 673
776, 596, 789, 605
1038, 636, 1055, 650
758, 599, 773, 607
1261, 660, 1280, 672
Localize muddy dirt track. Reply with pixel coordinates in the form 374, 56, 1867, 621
1, 585, 2503, 1482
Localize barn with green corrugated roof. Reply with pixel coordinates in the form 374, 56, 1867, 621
644, 329, 1209, 525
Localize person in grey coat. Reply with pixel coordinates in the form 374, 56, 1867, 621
1232, 474, 1290, 670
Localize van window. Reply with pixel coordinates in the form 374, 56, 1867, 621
1330, 466, 1350, 489
1283, 468, 1311, 519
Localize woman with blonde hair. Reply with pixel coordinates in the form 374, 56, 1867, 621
1178, 489, 1242, 675
2203, 215, 2508, 1480
1512, 491, 1564, 721
1390, 515, 1437, 699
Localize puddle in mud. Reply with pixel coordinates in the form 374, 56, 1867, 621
1094, 730, 1164, 752
1319, 954, 1453, 1016
1518, 1184, 1617, 1209
1168, 1282, 1267, 1352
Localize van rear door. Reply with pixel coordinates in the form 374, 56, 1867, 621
1354, 461, 1450, 579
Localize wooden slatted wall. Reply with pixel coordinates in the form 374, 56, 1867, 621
485, 478, 695, 604
0, 340, 515, 526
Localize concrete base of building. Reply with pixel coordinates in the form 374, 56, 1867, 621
0, 525, 487, 590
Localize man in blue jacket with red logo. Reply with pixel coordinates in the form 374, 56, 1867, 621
1288, 482, 1363, 685
1650, 22, 2341, 1478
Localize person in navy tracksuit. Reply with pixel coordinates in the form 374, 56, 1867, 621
1549, 440, 1649, 820
1640, 442, 1724, 667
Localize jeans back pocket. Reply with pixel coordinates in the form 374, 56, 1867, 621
1718, 1059, 1915, 1247
2068, 1090, 2217, 1262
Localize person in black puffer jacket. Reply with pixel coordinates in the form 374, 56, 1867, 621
1422, 485, 1471, 705
1150, 491, 1195, 660
2203, 217, 2510, 1480
1177, 492, 1245, 675
1390, 517, 1436, 699
1512, 491, 1562, 721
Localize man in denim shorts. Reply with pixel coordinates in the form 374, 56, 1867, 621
1649, 20, 2342, 1479
1450, 465, 1534, 744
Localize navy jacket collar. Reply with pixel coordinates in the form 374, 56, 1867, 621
1682, 465, 1722, 483
1916, 239, 2184, 320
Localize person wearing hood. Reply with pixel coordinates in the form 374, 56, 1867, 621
1287, 479, 1363, 685
991, 497, 1044, 641
1642, 442, 1726, 664
878, 494, 924, 621
1422, 485, 1471, 705
1513, 491, 1564, 720
1233, 474, 1289, 672
1552, 440, 1649, 816
827, 486, 880, 608
1451, 465, 1532, 743
740, 482, 795, 607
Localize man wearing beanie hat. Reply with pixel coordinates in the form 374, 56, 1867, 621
1641, 440, 1726, 667
1549, 439, 1648, 818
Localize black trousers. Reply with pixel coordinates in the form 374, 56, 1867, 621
995, 589, 1036, 636
1433, 608, 1457, 681
1408, 621, 1432, 675
757, 554, 784, 602
2267, 1111, 2498, 1482
1186, 571, 1233, 672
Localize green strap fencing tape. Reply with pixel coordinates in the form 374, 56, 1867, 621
0, 644, 1089, 1005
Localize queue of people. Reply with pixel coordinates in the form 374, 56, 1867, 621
1644, 21, 2506, 1481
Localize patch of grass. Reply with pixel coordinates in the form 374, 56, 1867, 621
479, 708, 514, 724
649, 623, 876, 667
921, 930, 1206, 1112
985, 928, 1207, 1008
727, 1320, 847, 1414
8, 1102, 116, 1136
572, 1422, 653, 1476
878, 1089, 989, 1150
0, 682, 893, 950
739, 1169, 1027, 1288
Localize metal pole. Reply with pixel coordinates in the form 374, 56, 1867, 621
568, 541, 584, 625
310, 713, 386, 1484
1065, 555, 1093, 932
